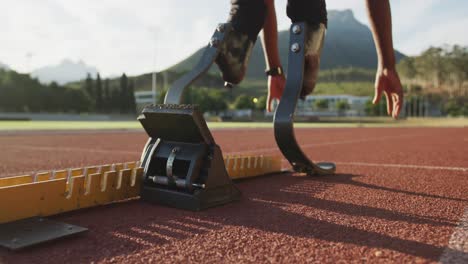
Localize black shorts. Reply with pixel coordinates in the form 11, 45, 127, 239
228, 0, 327, 41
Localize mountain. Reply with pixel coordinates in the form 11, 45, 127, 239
0, 62, 9, 70
168, 9, 405, 79
31, 59, 98, 85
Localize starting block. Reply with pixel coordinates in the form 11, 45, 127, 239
0, 156, 280, 249
138, 104, 241, 211
0, 156, 280, 225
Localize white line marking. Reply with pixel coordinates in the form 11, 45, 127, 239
4, 159, 464, 179
246, 156, 468, 173
335, 161, 468, 172
275, 159, 468, 173
6, 133, 420, 157
439, 208, 468, 264
226, 134, 421, 155
277, 158, 468, 172
4, 133, 465, 178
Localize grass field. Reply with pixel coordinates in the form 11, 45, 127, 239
0, 118, 466, 131
237, 80, 375, 98
313, 82, 374, 96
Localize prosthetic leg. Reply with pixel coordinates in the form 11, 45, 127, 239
274, 22, 336, 175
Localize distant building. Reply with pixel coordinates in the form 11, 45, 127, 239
219, 109, 253, 121
298, 94, 371, 117
265, 94, 371, 117
134, 91, 157, 110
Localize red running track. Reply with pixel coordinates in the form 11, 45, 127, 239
0, 127, 467, 263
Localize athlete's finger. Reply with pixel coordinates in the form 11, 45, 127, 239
385, 91, 394, 116
373, 77, 385, 105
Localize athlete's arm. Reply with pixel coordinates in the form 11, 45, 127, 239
366, 0, 403, 119
261, 0, 286, 112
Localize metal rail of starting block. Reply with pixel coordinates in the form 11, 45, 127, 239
0, 155, 280, 250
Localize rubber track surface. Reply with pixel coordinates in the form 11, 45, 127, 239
0, 127, 467, 263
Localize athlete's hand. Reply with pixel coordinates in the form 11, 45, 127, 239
266, 74, 286, 112
373, 67, 404, 119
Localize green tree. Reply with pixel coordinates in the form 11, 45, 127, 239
446, 45, 468, 96
0, 68, 94, 113
119, 73, 128, 113
128, 80, 137, 114
84, 73, 94, 97
64, 88, 91, 113
364, 100, 379, 116
0, 69, 48, 112
419, 47, 447, 86
396, 45, 468, 99
110, 88, 121, 113
444, 100, 461, 116
185, 88, 227, 114
45, 82, 63, 112
318, 67, 375, 83
83, 73, 95, 111
103, 78, 111, 113
336, 100, 350, 116
314, 99, 329, 110
397, 57, 418, 80
463, 104, 468, 117
255, 95, 268, 111
207, 89, 228, 114
234, 94, 255, 110
95, 73, 103, 112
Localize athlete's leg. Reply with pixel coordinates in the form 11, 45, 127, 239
216, 0, 266, 84
228, 0, 266, 41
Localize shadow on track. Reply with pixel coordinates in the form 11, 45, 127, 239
2, 173, 462, 263
326, 173, 468, 203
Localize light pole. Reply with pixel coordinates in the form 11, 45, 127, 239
151, 26, 160, 105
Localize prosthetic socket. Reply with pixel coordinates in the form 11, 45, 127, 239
302, 23, 326, 97
215, 29, 254, 85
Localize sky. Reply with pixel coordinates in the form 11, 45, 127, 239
1, 0, 467, 77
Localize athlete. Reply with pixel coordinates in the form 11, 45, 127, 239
215, 0, 403, 118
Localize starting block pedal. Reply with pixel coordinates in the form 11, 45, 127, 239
138, 104, 241, 211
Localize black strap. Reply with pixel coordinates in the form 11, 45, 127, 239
265, 66, 283, 76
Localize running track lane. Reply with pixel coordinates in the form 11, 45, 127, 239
0, 127, 467, 263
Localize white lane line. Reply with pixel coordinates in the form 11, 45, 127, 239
6, 133, 421, 157
439, 208, 468, 264
336, 161, 468, 172
226, 134, 421, 155
257, 157, 468, 173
